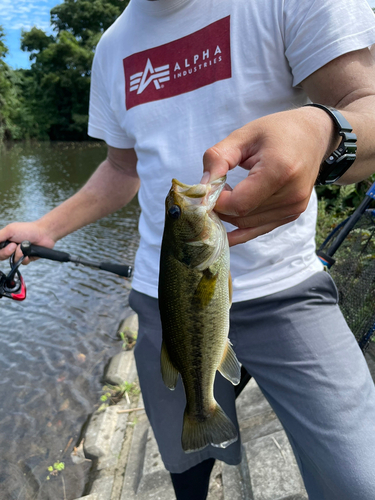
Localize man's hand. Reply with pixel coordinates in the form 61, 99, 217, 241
0, 222, 56, 263
203, 107, 334, 246
203, 48, 375, 246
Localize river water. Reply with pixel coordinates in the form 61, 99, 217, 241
0, 142, 140, 499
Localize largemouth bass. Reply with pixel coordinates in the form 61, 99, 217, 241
158, 176, 241, 453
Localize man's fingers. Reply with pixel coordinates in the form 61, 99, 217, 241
202, 147, 233, 182
0, 242, 17, 260
202, 127, 255, 181
215, 166, 280, 216
227, 216, 299, 247
219, 201, 305, 228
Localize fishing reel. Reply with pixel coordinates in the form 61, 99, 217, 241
0, 244, 26, 300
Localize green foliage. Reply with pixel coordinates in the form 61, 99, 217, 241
1, 0, 129, 141
315, 175, 375, 248
21, 28, 54, 59
46, 460, 65, 480
51, 0, 125, 45
119, 327, 138, 350
97, 381, 140, 411
0, 27, 30, 141
0, 27, 8, 59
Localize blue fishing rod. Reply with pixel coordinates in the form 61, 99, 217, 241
0, 240, 132, 301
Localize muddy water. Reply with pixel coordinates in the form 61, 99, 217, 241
0, 142, 140, 499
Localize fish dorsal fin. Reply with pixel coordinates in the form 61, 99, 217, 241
160, 341, 179, 390
218, 340, 241, 385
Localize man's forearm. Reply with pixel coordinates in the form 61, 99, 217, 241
338, 95, 375, 184
37, 157, 140, 242
300, 48, 375, 185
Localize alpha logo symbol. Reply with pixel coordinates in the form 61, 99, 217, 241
129, 58, 170, 94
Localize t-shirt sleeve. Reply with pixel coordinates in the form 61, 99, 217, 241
88, 42, 135, 149
284, 0, 375, 87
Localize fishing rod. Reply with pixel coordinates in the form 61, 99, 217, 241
0, 240, 132, 301
317, 182, 375, 268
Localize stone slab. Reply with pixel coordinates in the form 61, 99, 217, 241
97, 401, 132, 471
244, 430, 307, 500
84, 406, 119, 459
90, 475, 115, 500
137, 427, 174, 496
121, 414, 225, 500
74, 495, 99, 500
118, 314, 139, 338
106, 351, 138, 387
121, 413, 155, 500
239, 408, 283, 444
236, 378, 283, 444
222, 448, 253, 500
207, 461, 224, 500
236, 378, 274, 422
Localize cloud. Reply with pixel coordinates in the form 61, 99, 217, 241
0, 0, 56, 32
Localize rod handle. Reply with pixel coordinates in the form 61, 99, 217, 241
99, 262, 132, 278
21, 241, 70, 262
0, 240, 11, 250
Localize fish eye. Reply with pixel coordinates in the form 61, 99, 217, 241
168, 204, 181, 220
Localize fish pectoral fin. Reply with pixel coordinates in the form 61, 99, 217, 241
218, 340, 241, 386
192, 269, 218, 309
182, 402, 238, 453
160, 341, 179, 390
186, 240, 205, 247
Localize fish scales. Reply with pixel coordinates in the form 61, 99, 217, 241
158, 177, 241, 453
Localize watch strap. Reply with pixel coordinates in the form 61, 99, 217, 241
304, 103, 357, 185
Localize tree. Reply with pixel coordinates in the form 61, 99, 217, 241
51, 0, 124, 45
18, 0, 129, 140
0, 27, 26, 140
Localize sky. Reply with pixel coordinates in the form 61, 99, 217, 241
1, 0, 375, 69
1, 0, 61, 69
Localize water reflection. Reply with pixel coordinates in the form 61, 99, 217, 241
0, 142, 140, 499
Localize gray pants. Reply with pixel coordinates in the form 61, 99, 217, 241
129, 272, 375, 499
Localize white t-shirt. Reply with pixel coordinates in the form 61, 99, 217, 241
88, 0, 375, 302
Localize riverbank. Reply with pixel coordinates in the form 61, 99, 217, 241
74, 314, 375, 500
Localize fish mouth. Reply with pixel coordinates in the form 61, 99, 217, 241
172, 177, 226, 212
169, 177, 227, 271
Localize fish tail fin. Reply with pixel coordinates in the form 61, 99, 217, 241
182, 403, 238, 453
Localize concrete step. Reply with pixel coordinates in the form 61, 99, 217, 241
232, 379, 307, 500
244, 430, 307, 500
76, 312, 308, 500
119, 379, 307, 500
222, 450, 253, 500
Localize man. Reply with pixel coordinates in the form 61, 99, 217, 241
1, 0, 375, 498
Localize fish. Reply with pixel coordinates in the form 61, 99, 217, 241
158, 176, 241, 453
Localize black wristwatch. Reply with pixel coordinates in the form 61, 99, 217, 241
304, 103, 357, 185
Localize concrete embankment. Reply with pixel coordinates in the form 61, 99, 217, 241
74, 313, 375, 500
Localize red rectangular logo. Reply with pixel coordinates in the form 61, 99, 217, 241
123, 16, 231, 110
